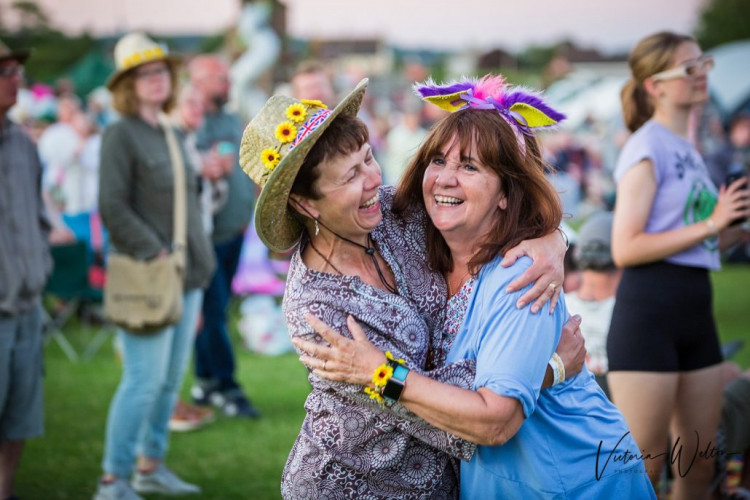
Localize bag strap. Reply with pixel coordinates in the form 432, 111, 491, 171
157, 113, 187, 269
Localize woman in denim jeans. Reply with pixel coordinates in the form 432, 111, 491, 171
94, 32, 215, 500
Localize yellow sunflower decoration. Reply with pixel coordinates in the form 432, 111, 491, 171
286, 103, 307, 123
275, 122, 297, 143
301, 99, 328, 109
260, 148, 281, 171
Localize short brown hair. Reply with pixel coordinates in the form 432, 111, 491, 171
394, 109, 562, 274
290, 114, 369, 201
111, 63, 179, 116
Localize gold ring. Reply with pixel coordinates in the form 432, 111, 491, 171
323, 360, 328, 371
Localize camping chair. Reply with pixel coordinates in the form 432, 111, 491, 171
43, 240, 111, 361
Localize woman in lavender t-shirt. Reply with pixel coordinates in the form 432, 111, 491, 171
607, 31, 750, 498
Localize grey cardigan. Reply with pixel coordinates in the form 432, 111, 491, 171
98, 116, 215, 290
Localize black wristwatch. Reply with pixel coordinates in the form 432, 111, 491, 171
382, 363, 409, 402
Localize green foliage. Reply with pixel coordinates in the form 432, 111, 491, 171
0, 29, 98, 87
695, 0, 750, 49
517, 44, 557, 71
15, 265, 750, 499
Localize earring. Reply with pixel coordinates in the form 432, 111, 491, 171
315, 219, 320, 236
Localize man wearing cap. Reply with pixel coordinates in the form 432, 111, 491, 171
187, 55, 259, 418
0, 39, 51, 500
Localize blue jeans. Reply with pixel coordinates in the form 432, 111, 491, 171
194, 233, 243, 391
101, 289, 203, 478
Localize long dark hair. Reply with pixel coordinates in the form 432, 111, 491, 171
394, 108, 562, 274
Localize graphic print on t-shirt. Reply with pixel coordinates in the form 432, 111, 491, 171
683, 177, 718, 251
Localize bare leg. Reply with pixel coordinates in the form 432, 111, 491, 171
136, 456, 161, 474
607, 371, 679, 487
0, 440, 25, 499
669, 364, 724, 500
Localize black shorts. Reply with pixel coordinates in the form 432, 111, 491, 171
607, 261, 722, 372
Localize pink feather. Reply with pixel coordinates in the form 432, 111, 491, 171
471, 74, 507, 101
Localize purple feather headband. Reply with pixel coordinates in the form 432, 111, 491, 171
414, 74, 566, 153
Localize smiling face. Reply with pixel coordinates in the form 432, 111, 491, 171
650, 41, 710, 108
299, 142, 383, 240
422, 134, 506, 244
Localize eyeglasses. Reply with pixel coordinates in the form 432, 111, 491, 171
0, 65, 24, 78
134, 65, 169, 80
650, 55, 714, 81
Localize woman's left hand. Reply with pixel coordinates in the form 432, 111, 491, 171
500, 229, 566, 313
294, 314, 387, 386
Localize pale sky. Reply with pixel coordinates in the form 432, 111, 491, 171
1, 0, 708, 53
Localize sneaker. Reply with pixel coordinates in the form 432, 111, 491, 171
168, 401, 215, 432
217, 389, 261, 419
93, 478, 143, 500
190, 380, 218, 407
131, 464, 201, 495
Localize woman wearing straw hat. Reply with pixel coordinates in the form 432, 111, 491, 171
239, 79, 582, 498
94, 33, 214, 500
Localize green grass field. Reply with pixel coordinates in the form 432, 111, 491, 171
15, 265, 750, 499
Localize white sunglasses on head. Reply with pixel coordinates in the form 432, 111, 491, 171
650, 55, 714, 82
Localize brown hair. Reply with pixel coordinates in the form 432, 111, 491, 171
111, 62, 179, 116
290, 113, 370, 201
621, 31, 695, 132
394, 109, 562, 274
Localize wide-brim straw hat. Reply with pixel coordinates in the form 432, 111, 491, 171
107, 32, 180, 90
239, 78, 368, 252
0, 39, 30, 64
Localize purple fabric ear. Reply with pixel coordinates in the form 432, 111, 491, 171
503, 90, 567, 124
414, 80, 476, 98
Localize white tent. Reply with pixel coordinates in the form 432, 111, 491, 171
708, 39, 750, 121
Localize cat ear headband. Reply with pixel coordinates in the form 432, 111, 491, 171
414, 74, 565, 153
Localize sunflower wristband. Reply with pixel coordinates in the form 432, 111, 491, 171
364, 351, 410, 404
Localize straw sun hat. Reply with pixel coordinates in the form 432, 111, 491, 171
107, 32, 180, 90
239, 78, 368, 252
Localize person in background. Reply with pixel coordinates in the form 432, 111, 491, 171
0, 39, 53, 500
608, 31, 750, 498
167, 83, 217, 433
290, 60, 337, 106
188, 55, 259, 418
94, 32, 215, 500
564, 212, 619, 396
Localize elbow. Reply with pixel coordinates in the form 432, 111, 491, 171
470, 398, 523, 446
480, 423, 519, 446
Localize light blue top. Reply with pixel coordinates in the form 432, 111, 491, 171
614, 120, 720, 270
446, 256, 656, 499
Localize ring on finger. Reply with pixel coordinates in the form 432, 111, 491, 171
549, 282, 557, 291
323, 360, 328, 371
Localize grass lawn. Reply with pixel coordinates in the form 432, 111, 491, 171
14, 265, 750, 499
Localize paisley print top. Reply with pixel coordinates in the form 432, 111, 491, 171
281, 186, 476, 500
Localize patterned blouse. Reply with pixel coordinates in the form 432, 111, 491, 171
442, 276, 477, 357
281, 186, 476, 500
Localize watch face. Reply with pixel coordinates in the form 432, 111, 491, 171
382, 379, 404, 402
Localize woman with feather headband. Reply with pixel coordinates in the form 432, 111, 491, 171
299, 74, 656, 498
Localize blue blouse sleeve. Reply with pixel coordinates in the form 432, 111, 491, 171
469, 258, 567, 418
